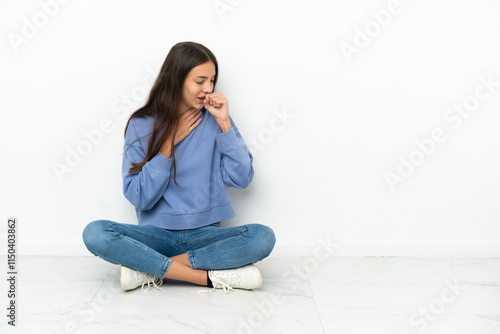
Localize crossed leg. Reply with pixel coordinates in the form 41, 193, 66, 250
82, 220, 275, 287
167, 254, 207, 286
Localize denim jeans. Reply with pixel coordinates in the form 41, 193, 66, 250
82, 220, 276, 278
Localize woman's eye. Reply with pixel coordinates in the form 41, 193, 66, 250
196, 81, 203, 84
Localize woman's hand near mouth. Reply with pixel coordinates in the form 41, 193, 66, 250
204, 93, 232, 133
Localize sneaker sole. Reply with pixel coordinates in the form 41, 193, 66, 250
247, 264, 263, 289
120, 265, 129, 291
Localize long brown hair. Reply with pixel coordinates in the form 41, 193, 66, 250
124, 42, 218, 185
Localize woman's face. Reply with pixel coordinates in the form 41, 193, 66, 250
180, 61, 216, 112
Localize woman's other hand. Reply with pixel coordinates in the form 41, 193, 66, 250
160, 109, 202, 158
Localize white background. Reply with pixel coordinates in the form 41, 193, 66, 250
1, 0, 499, 256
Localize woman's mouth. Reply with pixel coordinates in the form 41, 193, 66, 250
197, 96, 205, 103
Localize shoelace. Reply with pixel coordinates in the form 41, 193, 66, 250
211, 276, 234, 293
191, 275, 236, 294
140, 274, 164, 292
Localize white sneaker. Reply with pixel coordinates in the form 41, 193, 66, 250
208, 264, 263, 293
120, 266, 163, 292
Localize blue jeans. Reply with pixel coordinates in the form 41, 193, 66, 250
82, 220, 276, 278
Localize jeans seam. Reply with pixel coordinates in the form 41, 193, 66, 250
120, 235, 168, 260
182, 226, 249, 245
188, 251, 196, 269
188, 225, 251, 260
107, 222, 178, 243
159, 258, 173, 278
120, 235, 172, 277
107, 221, 170, 269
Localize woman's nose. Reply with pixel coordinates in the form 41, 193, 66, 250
203, 82, 213, 93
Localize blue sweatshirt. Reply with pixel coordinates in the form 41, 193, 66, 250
122, 107, 254, 230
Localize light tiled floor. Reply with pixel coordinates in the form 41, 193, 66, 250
1, 256, 499, 333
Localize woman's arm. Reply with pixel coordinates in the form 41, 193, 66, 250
204, 93, 254, 188
216, 116, 254, 189
122, 120, 173, 211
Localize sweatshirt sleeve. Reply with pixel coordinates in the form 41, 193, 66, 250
122, 120, 173, 210
215, 116, 254, 189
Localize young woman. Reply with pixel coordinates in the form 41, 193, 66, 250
82, 41, 276, 292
